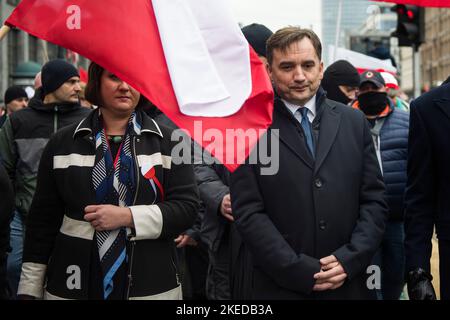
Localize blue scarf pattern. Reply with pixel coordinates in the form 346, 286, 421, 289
91, 112, 140, 299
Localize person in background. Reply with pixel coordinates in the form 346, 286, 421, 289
79, 81, 94, 109
353, 70, 409, 300
1, 86, 29, 128
0, 59, 90, 298
0, 161, 14, 299
241, 23, 273, 66
380, 72, 409, 112
405, 81, 450, 300
321, 60, 360, 105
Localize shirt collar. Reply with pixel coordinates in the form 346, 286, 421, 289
282, 95, 317, 118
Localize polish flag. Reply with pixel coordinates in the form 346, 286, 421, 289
372, 0, 450, 7
5, 0, 274, 172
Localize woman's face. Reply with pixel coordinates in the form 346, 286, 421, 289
100, 70, 140, 114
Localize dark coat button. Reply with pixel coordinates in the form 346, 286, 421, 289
315, 178, 323, 188
319, 219, 327, 230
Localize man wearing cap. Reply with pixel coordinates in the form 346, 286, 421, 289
352, 70, 409, 300
0, 59, 90, 298
0, 86, 29, 128
380, 72, 409, 112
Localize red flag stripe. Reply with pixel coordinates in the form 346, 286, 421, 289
6, 0, 274, 172
372, 0, 450, 7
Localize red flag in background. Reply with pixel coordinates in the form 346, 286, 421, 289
6, 0, 274, 172
372, 0, 450, 7
78, 66, 88, 83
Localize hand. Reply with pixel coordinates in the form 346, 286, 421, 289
407, 268, 437, 300
313, 255, 347, 291
84, 204, 133, 231
174, 234, 198, 248
220, 194, 234, 222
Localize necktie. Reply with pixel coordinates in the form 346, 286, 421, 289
298, 107, 315, 158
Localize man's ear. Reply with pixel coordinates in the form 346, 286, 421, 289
266, 63, 273, 80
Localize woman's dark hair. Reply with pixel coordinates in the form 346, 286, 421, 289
84, 62, 149, 108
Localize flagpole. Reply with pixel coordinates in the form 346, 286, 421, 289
41, 39, 49, 63
0, 25, 11, 41
333, 0, 344, 62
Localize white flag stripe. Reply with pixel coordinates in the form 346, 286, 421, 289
328, 45, 397, 73
152, 0, 252, 117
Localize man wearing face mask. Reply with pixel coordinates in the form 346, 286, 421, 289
352, 70, 410, 300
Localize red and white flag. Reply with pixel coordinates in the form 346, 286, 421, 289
5, 0, 274, 172
372, 0, 450, 7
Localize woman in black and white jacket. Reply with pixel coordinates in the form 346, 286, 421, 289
17, 62, 199, 300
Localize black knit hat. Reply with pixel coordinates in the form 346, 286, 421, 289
4, 86, 28, 105
322, 60, 360, 104
41, 59, 79, 95
241, 23, 273, 58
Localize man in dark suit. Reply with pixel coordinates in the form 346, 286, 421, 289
230, 27, 388, 299
405, 82, 450, 300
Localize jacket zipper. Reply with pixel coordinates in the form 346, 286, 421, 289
171, 254, 181, 286
53, 106, 58, 133
126, 135, 140, 300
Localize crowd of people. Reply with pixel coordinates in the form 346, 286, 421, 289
0, 23, 449, 300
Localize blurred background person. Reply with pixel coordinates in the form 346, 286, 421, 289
353, 70, 409, 300
1, 86, 29, 128
0, 59, 89, 299
321, 60, 360, 105
380, 72, 409, 112
0, 161, 14, 300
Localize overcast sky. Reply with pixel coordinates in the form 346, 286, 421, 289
229, 0, 322, 38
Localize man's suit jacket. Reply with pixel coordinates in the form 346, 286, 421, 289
230, 92, 388, 299
405, 83, 450, 273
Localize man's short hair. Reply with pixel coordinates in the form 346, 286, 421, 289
266, 27, 322, 66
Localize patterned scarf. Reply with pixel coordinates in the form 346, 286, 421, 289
91, 111, 140, 299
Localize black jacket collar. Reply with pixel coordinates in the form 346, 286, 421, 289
28, 93, 82, 114
73, 108, 163, 139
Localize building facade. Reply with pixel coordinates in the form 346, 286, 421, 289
321, 0, 372, 66
1, 0, 88, 104
420, 8, 450, 89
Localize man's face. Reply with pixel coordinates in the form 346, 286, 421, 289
268, 38, 324, 106
6, 97, 28, 114
52, 76, 81, 103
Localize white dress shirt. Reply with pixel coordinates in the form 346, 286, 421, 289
282, 95, 317, 124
